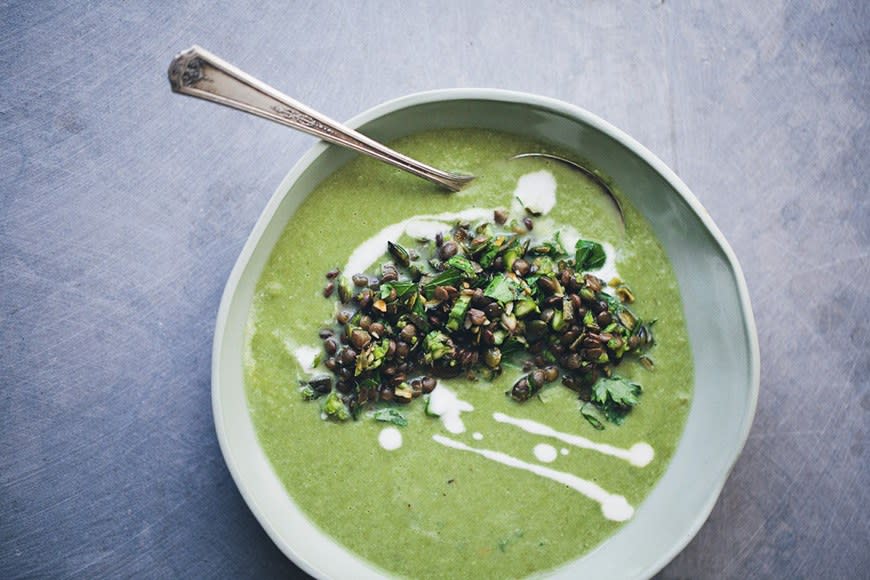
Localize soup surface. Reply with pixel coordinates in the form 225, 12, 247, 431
245, 129, 693, 578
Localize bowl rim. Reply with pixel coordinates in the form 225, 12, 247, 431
212, 88, 760, 579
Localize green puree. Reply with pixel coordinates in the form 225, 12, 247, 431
245, 129, 693, 578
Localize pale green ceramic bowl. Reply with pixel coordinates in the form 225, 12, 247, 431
212, 89, 760, 579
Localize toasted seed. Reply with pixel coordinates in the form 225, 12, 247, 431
485, 302, 503, 319
318, 328, 334, 339
640, 355, 655, 370
583, 347, 605, 361
369, 322, 385, 337
615, 285, 635, 303
435, 232, 444, 247
494, 209, 508, 224
380, 386, 394, 401
323, 337, 339, 355
421, 376, 437, 393
350, 329, 371, 350
484, 347, 502, 369
569, 293, 582, 311
618, 309, 637, 330
543, 365, 559, 382
529, 369, 546, 389
336, 310, 351, 324
539, 308, 555, 324
394, 384, 413, 404
325, 357, 337, 371
339, 348, 357, 366
510, 377, 531, 401
523, 217, 534, 231
562, 353, 582, 369
400, 324, 416, 342
544, 295, 562, 308
468, 308, 487, 326
538, 276, 558, 294
597, 311, 612, 326
439, 241, 458, 260
323, 282, 335, 297
433, 285, 450, 302
335, 380, 353, 394
560, 329, 580, 346
585, 274, 603, 292
352, 274, 368, 287
512, 258, 530, 276
525, 319, 548, 341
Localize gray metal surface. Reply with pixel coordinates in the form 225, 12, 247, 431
1, 1, 867, 578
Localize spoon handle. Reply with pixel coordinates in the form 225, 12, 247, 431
168, 46, 471, 191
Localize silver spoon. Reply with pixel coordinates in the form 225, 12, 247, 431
168, 46, 624, 224
168, 46, 473, 192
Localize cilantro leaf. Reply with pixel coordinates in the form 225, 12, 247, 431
373, 408, 408, 427
380, 281, 417, 299
484, 274, 521, 304
590, 376, 642, 425
575, 239, 606, 271
445, 255, 478, 278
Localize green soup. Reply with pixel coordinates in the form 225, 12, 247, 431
245, 129, 693, 578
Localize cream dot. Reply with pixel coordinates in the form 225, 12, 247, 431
472, 432, 483, 441
378, 427, 402, 451
533, 443, 558, 463
560, 448, 569, 455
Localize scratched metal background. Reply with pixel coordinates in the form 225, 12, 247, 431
1, 1, 867, 578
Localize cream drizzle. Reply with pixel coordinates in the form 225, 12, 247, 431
432, 434, 634, 522
426, 384, 474, 434
511, 170, 557, 215
493, 412, 654, 467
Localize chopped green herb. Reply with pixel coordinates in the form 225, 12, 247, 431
484, 274, 520, 304
575, 239, 606, 271
591, 376, 642, 424
322, 391, 350, 421
445, 255, 478, 278
373, 408, 408, 426
447, 293, 472, 331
